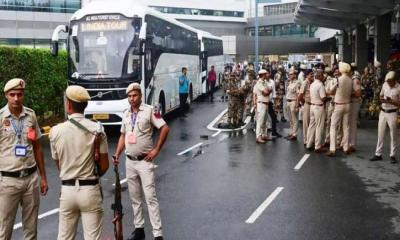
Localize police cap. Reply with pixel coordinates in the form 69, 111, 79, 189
66, 85, 91, 103
4, 78, 25, 93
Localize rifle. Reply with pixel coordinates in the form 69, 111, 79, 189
111, 160, 123, 240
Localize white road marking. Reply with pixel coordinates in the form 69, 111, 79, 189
177, 142, 203, 156
13, 208, 60, 230
294, 154, 310, 171
212, 130, 221, 137
112, 178, 127, 186
207, 108, 252, 132
245, 187, 284, 224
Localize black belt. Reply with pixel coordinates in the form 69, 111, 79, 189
311, 103, 324, 106
287, 99, 296, 102
62, 179, 99, 186
127, 154, 146, 161
381, 108, 398, 113
1, 166, 36, 178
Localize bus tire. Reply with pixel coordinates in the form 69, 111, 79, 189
159, 92, 166, 117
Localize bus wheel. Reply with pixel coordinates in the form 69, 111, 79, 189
159, 93, 166, 117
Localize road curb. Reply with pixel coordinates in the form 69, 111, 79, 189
207, 108, 252, 133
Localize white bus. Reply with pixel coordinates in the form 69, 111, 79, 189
198, 30, 224, 94
51, 0, 224, 125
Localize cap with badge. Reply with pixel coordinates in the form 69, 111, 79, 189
350, 62, 357, 68
4, 78, 25, 93
65, 85, 91, 102
126, 82, 141, 94
325, 67, 332, 73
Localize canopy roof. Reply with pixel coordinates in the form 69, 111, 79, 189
294, 0, 398, 30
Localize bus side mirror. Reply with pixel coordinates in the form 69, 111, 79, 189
51, 41, 59, 56
51, 24, 68, 57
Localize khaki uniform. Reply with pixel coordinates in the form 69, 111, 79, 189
286, 79, 300, 137
254, 78, 271, 138
0, 105, 42, 240
121, 104, 166, 238
324, 76, 337, 143
307, 80, 326, 149
49, 113, 108, 240
330, 75, 353, 152
299, 80, 312, 144
375, 82, 400, 157
349, 75, 362, 148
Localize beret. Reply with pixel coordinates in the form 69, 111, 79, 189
4, 78, 25, 92
66, 85, 90, 102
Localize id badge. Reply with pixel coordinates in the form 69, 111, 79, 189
125, 132, 137, 144
15, 145, 27, 157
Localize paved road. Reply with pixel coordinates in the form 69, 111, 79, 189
11, 91, 400, 240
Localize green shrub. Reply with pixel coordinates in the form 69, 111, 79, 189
0, 47, 68, 121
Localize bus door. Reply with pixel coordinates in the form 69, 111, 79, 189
201, 51, 208, 94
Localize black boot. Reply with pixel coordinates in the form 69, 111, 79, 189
127, 228, 145, 240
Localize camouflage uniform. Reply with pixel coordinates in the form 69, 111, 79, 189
227, 73, 241, 128
237, 74, 253, 124
221, 70, 230, 101
274, 69, 286, 120
245, 69, 257, 116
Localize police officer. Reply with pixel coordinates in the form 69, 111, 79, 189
306, 69, 326, 152
285, 69, 300, 140
298, 70, 314, 146
49, 85, 109, 240
253, 69, 272, 143
370, 71, 400, 163
0, 78, 48, 240
113, 83, 169, 240
327, 62, 353, 157
349, 64, 362, 152
323, 67, 337, 147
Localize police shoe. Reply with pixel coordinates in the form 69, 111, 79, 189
154, 237, 164, 240
369, 155, 383, 162
314, 148, 327, 154
272, 132, 282, 138
127, 228, 145, 240
326, 151, 336, 157
281, 118, 287, 122
256, 138, 266, 144
390, 156, 397, 164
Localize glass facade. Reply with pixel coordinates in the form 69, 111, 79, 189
0, 0, 80, 13
0, 38, 66, 49
151, 6, 244, 18
264, 2, 297, 16
248, 24, 318, 38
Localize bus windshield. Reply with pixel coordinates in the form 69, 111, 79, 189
68, 14, 141, 81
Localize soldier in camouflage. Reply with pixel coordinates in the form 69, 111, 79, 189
226, 72, 241, 128
221, 66, 231, 101
274, 65, 287, 122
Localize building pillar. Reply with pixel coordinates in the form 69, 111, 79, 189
341, 30, 352, 63
374, 12, 392, 64
355, 24, 368, 70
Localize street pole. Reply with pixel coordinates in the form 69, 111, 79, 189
255, 0, 259, 72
